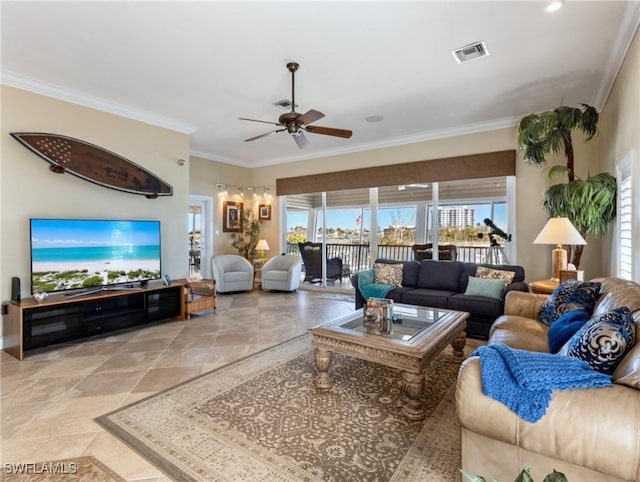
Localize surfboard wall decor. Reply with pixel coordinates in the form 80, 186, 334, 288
11, 132, 173, 199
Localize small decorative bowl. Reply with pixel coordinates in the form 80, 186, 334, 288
33, 292, 49, 303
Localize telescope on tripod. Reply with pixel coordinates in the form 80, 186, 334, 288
477, 218, 512, 264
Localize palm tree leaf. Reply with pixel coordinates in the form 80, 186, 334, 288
546, 129, 567, 156
555, 106, 582, 130
544, 176, 617, 241
578, 104, 599, 139
547, 164, 569, 180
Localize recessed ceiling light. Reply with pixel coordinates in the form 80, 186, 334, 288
365, 115, 384, 122
545, 1, 564, 12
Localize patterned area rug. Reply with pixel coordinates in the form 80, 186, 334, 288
96, 334, 470, 482
315, 293, 354, 302
0, 456, 125, 481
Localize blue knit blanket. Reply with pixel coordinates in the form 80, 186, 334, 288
357, 269, 395, 300
474, 344, 612, 423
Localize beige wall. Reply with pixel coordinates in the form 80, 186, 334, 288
1, 86, 191, 336
189, 156, 277, 258
599, 27, 640, 276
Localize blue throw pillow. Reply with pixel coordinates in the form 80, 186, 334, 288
565, 307, 636, 374
547, 309, 589, 354
537, 280, 601, 326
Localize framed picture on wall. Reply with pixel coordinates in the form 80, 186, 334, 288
223, 201, 243, 232
258, 204, 272, 221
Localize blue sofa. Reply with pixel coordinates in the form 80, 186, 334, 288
351, 258, 528, 339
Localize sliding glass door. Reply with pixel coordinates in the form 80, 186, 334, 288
282, 175, 514, 286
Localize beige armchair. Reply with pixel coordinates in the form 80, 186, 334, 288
261, 255, 302, 292
211, 254, 254, 293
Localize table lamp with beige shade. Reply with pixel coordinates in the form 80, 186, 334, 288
533, 217, 586, 281
255, 239, 270, 259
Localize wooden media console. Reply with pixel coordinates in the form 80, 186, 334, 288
2, 282, 186, 360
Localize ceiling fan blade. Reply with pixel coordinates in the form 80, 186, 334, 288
304, 125, 353, 138
239, 117, 282, 126
297, 109, 325, 126
244, 130, 282, 142
292, 130, 310, 149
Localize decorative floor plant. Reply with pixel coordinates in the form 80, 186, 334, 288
517, 103, 616, 268
462, 466, 568, 482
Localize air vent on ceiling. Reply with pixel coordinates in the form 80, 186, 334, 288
273, 99, 300, 110
452, 41, 489, 64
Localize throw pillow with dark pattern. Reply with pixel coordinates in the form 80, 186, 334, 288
537, 280, 601, 326
564, 307, 636, 374
373, 262, 403, 287
475, 266, 516, 285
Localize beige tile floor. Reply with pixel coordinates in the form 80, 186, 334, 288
0, 288, 355, 481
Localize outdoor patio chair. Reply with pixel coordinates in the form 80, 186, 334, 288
412, 243, 458, 261
298, 242, 343, 283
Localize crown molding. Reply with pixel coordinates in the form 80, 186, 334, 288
1, 70, 199, 135
593, 2, 640, 110
189, 150, 253, 168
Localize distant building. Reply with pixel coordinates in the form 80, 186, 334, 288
438, 207, 475, 228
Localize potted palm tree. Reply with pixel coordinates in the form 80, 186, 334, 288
518, 103, 616, 268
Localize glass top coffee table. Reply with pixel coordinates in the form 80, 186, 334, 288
308, 303, 468, 420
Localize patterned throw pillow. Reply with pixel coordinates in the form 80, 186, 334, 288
475, 266, 516, 285
373, 263, 403, 287
564, 307, 636, 374
537, 280, 602, 326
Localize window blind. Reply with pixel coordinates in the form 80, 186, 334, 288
616, 152, 636, 281
276, 150, 515, 196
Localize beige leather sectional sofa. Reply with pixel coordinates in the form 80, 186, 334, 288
456, 277, 640, 482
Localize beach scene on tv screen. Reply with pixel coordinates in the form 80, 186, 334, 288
31, 219, 161, 293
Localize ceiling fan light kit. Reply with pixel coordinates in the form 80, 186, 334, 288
240, 62, 353, 149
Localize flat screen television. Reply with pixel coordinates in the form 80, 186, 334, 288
30, 218, 161, 294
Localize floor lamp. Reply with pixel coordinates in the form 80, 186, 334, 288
533, 217, 586, 281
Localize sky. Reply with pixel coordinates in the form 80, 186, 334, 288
287, 204, 508, 232
31, 219, 160, 248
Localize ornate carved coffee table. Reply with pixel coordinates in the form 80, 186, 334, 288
309, 304, 468, 421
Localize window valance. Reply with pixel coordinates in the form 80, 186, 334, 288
276, 150, 515, 196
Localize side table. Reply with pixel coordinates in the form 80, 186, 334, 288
252, 258, 267, 287
529, 279, 559, 295
184, 279, 216, 319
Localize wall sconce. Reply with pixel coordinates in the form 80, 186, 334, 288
216, 183, 271, 197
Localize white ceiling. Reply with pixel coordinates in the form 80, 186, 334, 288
2, 1, 639, 168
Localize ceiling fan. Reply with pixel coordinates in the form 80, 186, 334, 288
239, 62, 353, 149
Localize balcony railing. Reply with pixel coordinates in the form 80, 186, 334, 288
286, 242, 510, 276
